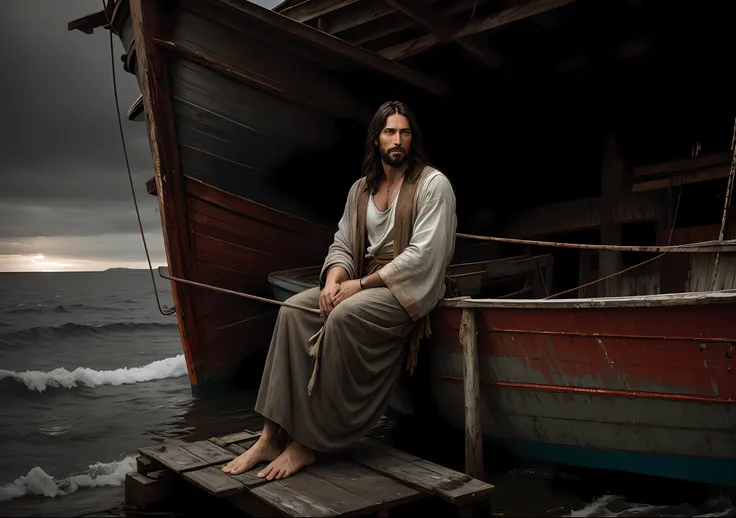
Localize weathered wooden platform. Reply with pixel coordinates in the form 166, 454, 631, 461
126, 430, 495, 517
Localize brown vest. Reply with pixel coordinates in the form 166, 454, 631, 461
306, 165, 435, 394
351, 165, 435, 374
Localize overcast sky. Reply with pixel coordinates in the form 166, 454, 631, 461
0, 0, 280, 272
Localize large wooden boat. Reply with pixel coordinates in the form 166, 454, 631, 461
70, 0, 735, 486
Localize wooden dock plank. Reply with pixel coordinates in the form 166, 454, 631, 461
230, 463, 272, 488
224, 439, 259, 455
131, 430, 493, 517
138, 444, 217, 473
356, 439, 421, 462
251, 482, 340, 517
279, 471, 377, 516
210, 431, 261, 448
183, 465, 245, 497
181, 440, 236, 464
412, 460, 495, 504
124, 471, 174, 510
352, 451, 494, 506
307, 460, 422, 507
225, 443, 248, 455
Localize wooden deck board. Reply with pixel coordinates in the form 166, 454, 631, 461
210, 430, 261, 447
306, 460, 422, 507
132, 430, 494, 516
230, 462, 272, 488
350, 445, 495, 507
138, 444, 219, 473
181, 440, 236, 464
278, 471, 377, 516
183, 465, 245, 497
251, 482, 340, 517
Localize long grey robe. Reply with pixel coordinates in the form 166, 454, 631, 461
254, 168, 457, 453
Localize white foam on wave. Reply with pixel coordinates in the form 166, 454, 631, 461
567, 494, 736, 517
0, 354, 187, 393
0, 456, 136, 502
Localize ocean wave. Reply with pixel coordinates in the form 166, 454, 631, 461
0, 456, 136, 502
567, 494, 736, 517
4, 302, 140, 315
0, 322, 178, 342
0, 354, 187, 393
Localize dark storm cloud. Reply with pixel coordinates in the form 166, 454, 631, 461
0, 0, 158, 248
0, 0, 280, 267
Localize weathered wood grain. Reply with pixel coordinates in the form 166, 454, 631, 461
307, 460, 422, 506
251, 482, 339, 517
180, 440, 236, 464
183, 465, 245, 497
351, 445, 494, 506
210, 431, 261, 447
229, 463, 272, 488
459, 308, 484, 480
138, 444, 217, 473
279, 471, 377, 515
124, 471, 175, 510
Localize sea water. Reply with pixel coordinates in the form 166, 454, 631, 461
0, 270, 733, 517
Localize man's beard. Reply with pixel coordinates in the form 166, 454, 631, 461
379, 147, 408, 167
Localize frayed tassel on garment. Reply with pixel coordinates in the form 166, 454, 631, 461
406, 315, 432, 375
307, 324, 326, 395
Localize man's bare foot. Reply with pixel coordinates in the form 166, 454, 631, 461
221, 436, 281, 475
257, 440, 315, 481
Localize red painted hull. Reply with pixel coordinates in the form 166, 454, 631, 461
425, 296, 736, 485
430, 301, 736, 400
180, 177, 334, 391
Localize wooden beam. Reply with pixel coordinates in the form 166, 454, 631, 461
322, 1, 416, 36
67, 9, 108, 34
379, 0, 577, 61
129, 0, 202, 387
599, 133, 626, 297
459, 308, 484, 481
349, 0, 490, 47
212, 0, 448, 96
279, 0, 361, 23
382, 0, 502, 67
505, 192, 662, 238
632, 151, 732, 179
633, 165, 731, 192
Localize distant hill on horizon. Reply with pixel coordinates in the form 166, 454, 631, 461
104, 267, 166, 272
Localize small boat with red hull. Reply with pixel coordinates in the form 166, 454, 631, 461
268, 266, 736, 487
69, 0, 736, 487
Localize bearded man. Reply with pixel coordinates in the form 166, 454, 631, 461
222, 100, 457, 480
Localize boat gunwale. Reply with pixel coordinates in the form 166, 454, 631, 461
267, 263, 736, 309
438, 289, 736, 309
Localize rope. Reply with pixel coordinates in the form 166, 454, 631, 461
158, 270, 320, 314
544, 185, 684, 300
456, 232, 736, 253
544, 252, 667, 300
710, 117, 736, 289
102, 0, 175, 316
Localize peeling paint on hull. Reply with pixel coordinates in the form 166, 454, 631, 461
428, 303, 736, 486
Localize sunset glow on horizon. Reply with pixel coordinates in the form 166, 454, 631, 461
0, 253, 163, 273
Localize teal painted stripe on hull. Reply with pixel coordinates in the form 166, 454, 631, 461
500, 439, 736, 487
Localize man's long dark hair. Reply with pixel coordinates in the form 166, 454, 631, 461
361, 101, 430, 194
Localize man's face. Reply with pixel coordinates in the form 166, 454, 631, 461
376, 114, 412, 168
